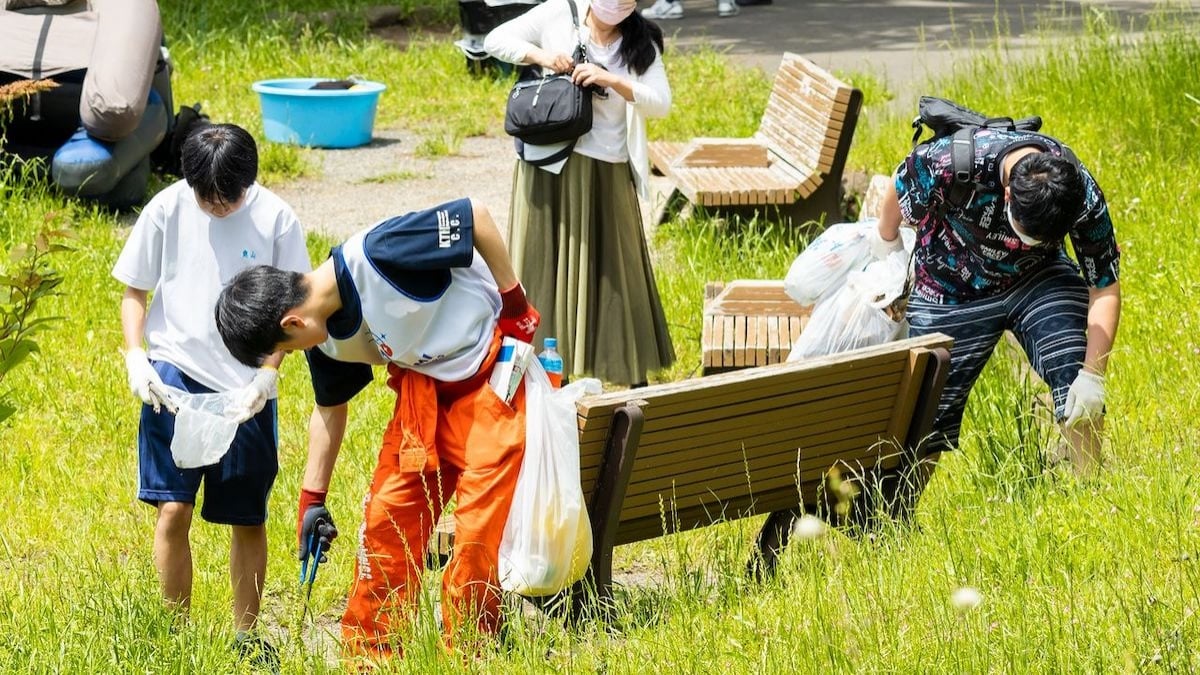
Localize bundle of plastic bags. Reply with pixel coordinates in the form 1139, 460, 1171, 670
499, 361, 601, 596
784, 220, 916, 361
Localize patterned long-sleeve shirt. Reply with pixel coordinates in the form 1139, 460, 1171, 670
894, 128, 1120, 304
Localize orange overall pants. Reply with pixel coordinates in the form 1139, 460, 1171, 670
342, 331, 526, 657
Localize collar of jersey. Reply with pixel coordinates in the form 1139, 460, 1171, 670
326, 246, 363, 340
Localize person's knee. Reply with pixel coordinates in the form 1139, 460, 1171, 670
156, 502, 193, 536
231, 524, 267, 544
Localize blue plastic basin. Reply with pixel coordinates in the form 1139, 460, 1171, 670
251, 78, 386, 149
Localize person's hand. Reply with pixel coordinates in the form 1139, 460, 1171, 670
571, 62, 614, 89
1064, 369, 1106, 427
124, 348, 172, 414
498, 283, 540, 342
297, 488, 338, 562
868, 226, 905, 261
534, 49, 574, 74
230, 367, 277, 424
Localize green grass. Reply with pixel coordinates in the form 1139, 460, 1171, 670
2, 5, 1200, 672
355, 170, 433, 184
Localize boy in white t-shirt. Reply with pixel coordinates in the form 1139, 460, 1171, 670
112, 123, 311, 664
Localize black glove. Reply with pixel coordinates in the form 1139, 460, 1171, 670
298, 503, 338, 563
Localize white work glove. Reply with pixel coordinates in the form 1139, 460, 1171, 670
124, 348, 173, 414
1063, 369, 1106, 428
868, 226, 905, 261
230, 367, 278, 424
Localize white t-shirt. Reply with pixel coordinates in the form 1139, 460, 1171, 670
112, 180, 312, 392
573, 35, 631, 164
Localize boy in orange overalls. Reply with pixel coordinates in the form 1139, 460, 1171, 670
214, 198, 540, 659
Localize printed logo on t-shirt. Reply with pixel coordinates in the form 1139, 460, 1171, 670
370, 331, 394, 359
437, 209, 461, 249
241, 249, 258, 260
413, 352, 447, 366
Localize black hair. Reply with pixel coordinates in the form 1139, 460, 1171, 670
618, 11, 665, 76
181, 123, 258, 206
215, 265, 308, 367
1007, 152, 1085, 242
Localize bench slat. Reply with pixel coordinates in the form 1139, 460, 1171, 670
577, 351, 908, 438
582, 401, 897, 490
586, 334, 951, 411
579, 372, 902, 463
615, 433, 894, 521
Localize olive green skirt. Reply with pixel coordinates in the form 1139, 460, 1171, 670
507, 153, 675, 386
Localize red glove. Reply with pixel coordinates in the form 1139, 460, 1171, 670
498, 283, 540, 342
297, 488, 327, 555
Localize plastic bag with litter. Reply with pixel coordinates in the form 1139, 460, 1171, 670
157, 385, 243, 469
499, 360, 600, 596
788, 242, 914, 360
783, 220, 876, 308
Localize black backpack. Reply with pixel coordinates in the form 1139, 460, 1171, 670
910, 96, 1077, 215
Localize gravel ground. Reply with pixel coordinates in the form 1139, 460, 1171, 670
273, 126, 674, 240
271, 128, 519, 239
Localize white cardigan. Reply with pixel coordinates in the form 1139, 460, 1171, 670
483, 0, 671, 199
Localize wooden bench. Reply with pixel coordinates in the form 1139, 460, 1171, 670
649, 53, 864, 225
427, 335, 952, 610
573, 334, 950, 607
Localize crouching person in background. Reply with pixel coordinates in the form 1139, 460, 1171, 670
873, 127, 1122, 481
214, 198, 540, 661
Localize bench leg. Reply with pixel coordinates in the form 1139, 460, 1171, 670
653, 186, 691, 225
746, 508, 801, 583
829, 448, 940, 535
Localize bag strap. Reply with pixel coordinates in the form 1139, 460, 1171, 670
566, 0, 588, 64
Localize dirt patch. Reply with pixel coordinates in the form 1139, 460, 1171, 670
272, 128, 518, 239
273, 127, 674, 241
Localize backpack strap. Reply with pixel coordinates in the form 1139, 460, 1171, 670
931, 126, 977, 218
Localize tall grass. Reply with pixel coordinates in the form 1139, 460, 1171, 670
1, 6, 1199, 673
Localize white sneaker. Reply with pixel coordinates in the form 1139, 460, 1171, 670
643, 0, 684, 20
716, 0, 739, 16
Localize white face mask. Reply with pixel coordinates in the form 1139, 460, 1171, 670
1006, 201, 1042, 247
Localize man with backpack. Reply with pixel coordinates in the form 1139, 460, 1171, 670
871, 102, 1121, 479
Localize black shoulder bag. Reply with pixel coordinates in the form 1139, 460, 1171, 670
503, 0, 593, 158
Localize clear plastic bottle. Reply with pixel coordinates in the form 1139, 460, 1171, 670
538, 337, 563, 389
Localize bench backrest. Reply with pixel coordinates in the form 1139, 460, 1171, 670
575, 334, 953, 546
755, 53, 857, 177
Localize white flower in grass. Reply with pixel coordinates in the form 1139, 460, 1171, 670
951, 586, 983, 612
792, 515, 827, 541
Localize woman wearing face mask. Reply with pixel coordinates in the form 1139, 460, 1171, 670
485, 0, 674, 387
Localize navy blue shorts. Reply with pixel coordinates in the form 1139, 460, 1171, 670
907, 260, 1090, 455
137, 361, 279, 526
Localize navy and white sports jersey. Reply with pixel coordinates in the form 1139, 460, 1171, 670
895, 128, 1120, 304
310, 198, 502, 392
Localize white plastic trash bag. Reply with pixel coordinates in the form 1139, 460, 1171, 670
499, 361, 601, 596
161, 386, 242, 469
783, 220, 876, 307
783, 220, 917, 308
788, 249, 911, 360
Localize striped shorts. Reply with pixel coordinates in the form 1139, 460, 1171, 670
907, 260, 1090, 455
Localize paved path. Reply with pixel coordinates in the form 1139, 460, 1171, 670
278, 0, 1195, 238
662, 0, 1194, 103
